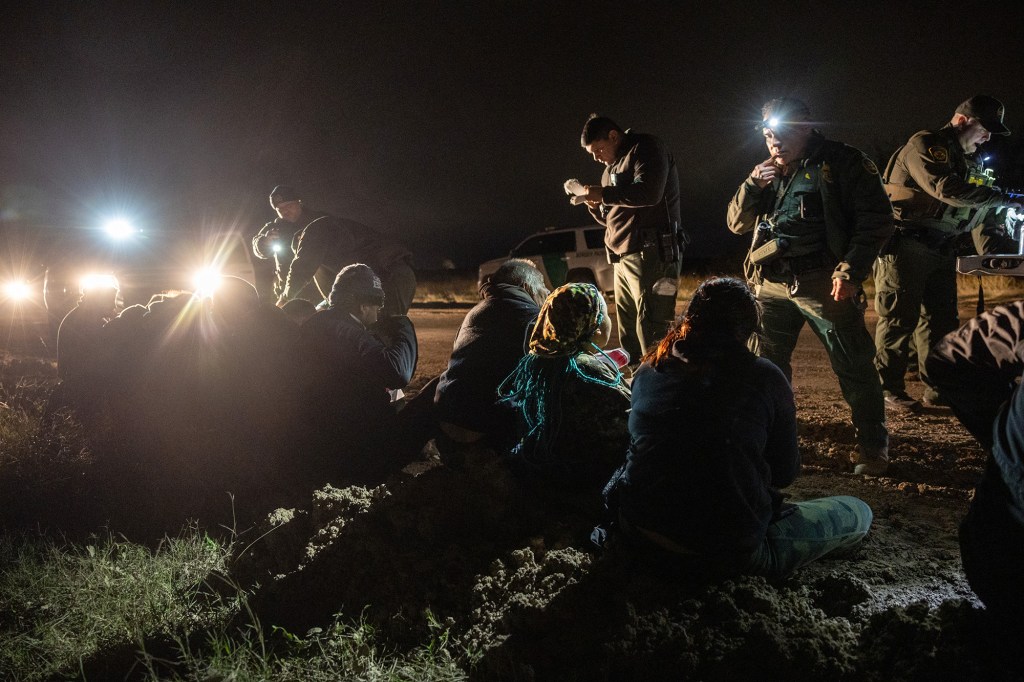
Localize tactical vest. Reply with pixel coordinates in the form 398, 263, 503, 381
770, 163, 828, 258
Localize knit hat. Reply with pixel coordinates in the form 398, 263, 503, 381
528, 282, 605, 357
328, 263, 385, 309
269, 185, 301, 207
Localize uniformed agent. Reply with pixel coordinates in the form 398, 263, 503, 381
727, 98, 894, 476
254, 185, 416, 316
566, 114, 686, 367
874, 95, 1023, 411
251, 185, 305, 300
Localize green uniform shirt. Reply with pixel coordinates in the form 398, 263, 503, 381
727, 132, 894, 283
885, 126, 1013, 235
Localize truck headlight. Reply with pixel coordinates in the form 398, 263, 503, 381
79, 273, 120, 293
193, 267, 222, 298
2, 279, 31, 301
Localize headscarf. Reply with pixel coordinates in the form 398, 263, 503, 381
498, 282, 623, 466
527, 283, 605, 358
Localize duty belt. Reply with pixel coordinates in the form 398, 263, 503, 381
769, 251, 829, 276
896, 225, 960, 251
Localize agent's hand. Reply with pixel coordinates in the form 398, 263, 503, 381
583, 185, 604, 207
751, 159, 779, 189
831, 278, 857, 302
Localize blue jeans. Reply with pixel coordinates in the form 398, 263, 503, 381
742, 495, 873, 579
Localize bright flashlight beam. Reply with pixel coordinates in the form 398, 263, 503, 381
193, 267, 222, 298
103, 218, 135, 240
2, 280, 31, 301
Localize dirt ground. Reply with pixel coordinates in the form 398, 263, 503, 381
4, 300, 1021, 680
230, 302, 1020, 682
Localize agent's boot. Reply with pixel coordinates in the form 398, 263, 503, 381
852, 444, 889, 476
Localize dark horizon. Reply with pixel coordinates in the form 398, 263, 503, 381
3, 2, 1024, 268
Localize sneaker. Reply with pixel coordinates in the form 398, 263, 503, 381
852, 444, 889, 476
883, 390, 921, 412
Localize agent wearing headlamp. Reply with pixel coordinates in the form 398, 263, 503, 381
727, 98, 894, 476
874, 95, 1023, 412
253, 185, 416, 316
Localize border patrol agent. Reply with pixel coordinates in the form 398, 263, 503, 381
569, 114, 686, 367
875, 95, 1022, 410
727, 98, 894, 476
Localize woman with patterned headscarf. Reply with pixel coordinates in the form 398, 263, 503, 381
498, 282, 630, 492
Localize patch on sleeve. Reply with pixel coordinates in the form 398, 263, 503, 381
928, 146, 949, 164
821, 163, 833, 183
862, 157, 879, 175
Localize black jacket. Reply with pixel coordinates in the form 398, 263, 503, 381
434, 282, 539, 435
301, 310, 418, 425
614, 343, 799, 556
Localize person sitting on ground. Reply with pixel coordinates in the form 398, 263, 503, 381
925, 302, 1024, 629
280, 298, 317, 325
498, 282, 630, 495
299, 263, 418, 484
432, 258, 549, 451
601, 276, 873, 579
55, 275, 120, 415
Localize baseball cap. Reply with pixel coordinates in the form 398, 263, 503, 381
956, 95, 1010, 135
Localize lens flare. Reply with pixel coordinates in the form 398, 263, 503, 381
2, 279, 31, 301
103, 218, 135, 240
80, 273, 120, 293
193, 267, 222, 298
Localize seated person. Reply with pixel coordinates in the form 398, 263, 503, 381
926, 302, 1024, 627
433, 258, 549, 450
498, 282, 630, 493
55, 275, 120, 414
299, 263, 418, 484
603, 277, 872, 579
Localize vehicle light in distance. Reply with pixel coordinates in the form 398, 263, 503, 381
2, 279, 31, 301
193, 267, 222, 298
80, 273, 120, 293
103, 218, 136, 240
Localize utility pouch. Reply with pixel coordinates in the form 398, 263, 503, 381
750, 237, 791, 265
799, 193, 825, 220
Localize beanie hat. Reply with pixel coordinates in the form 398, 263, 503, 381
269, 185, 301, 207
328, 263, 385, 309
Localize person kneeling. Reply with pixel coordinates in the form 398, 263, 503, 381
602, 277, 872, 579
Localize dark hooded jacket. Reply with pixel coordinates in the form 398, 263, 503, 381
434, 282, 540, 436
612, 340, 799, 557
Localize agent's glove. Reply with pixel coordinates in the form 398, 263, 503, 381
564, 178, 586, 197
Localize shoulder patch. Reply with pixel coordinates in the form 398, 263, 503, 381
862, 157, 879, 175
821, 163, 833, 183
928, 146, 949, 164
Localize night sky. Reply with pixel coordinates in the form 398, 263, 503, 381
3, 2, 1024, 268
